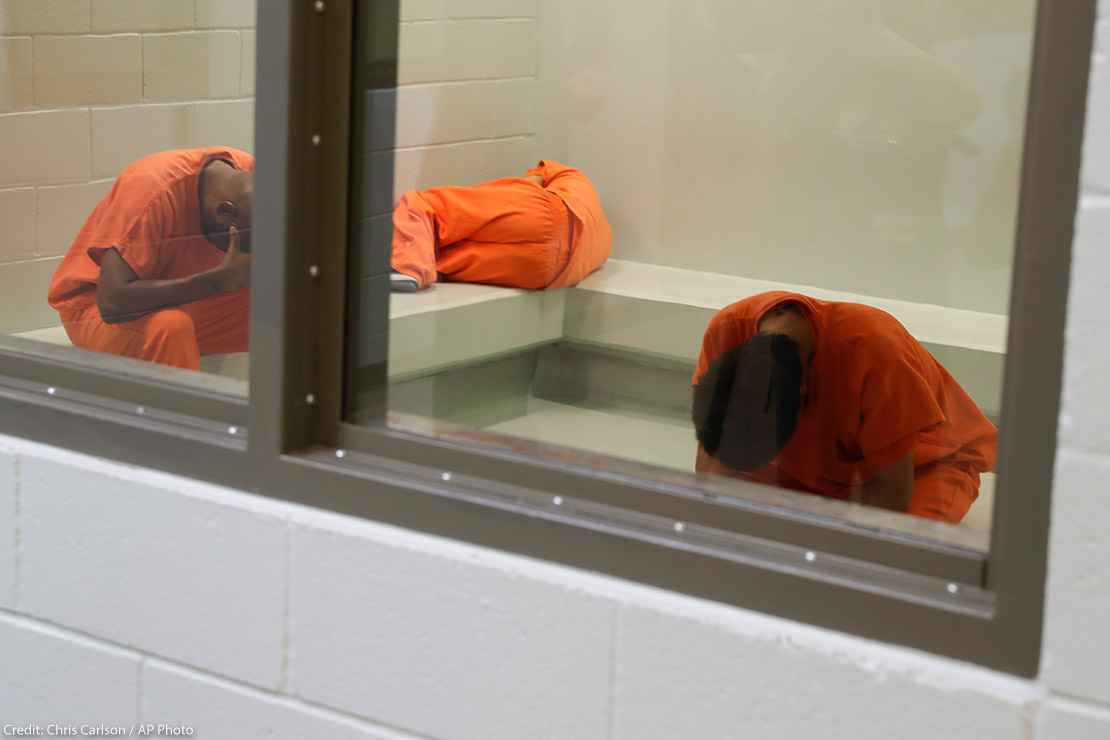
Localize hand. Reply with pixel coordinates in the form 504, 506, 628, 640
215, 225, 252, 292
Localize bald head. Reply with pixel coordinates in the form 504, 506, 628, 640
201, 159, 254, 251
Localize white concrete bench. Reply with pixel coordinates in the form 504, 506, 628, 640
566, 260, 1007, 419
13, 282, 568, 384
13, 262, 1007, 413
387, 282, 565, 379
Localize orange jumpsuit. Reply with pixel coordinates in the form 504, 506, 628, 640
390, 160, 612, 290
47, 148, 254, 371
693, 292, 998, 523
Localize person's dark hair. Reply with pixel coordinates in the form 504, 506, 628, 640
692, 333, 804, 472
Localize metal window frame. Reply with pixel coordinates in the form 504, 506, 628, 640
0, 0, 1092, 678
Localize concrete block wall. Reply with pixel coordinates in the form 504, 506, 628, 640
0, 0, 256, 334
1038, 2, 1110, 725
389, 0, 540, 207
0, 436, 1045, 740
354, 0, 540, 368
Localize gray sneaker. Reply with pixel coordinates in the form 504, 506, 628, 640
390, 271, 421, 292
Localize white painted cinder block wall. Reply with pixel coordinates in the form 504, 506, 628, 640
3, 5, 1110, 740
0, 0, 256, 334
388, 0, 540, 209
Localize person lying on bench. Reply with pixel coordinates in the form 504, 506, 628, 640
47, 147, 255, 371
390, 160, 612, 291
691, 291, 997, 523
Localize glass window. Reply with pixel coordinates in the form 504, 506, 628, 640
345, 0, 1038, 548
0, 1, 257, 391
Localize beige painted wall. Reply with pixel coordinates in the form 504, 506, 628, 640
535, 0, 1036, 314
0, 0, 256, 333
388, 0, 541, 209
1, 2, 1029, 324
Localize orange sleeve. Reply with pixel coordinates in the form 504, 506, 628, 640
86, 196, 171, 281
853, 333, 946, 473
693, 310, 747, 385
692, 295, 800, 385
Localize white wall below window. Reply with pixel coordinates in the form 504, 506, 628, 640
0, 435, 1047, 740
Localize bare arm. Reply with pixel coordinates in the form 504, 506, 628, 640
853, 452, 915, 513
96, 226, 251, 324
696, 443, 740, 477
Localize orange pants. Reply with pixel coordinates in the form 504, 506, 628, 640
391, 160, 612, 290
61, 289, 249, 371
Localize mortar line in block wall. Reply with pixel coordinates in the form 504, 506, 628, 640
147, 92, 253, 105
605, 604, 620, 740
9, 29, 250, 39
84, 96, 256, 112
11, 456, 20, 610
137, 653, 439, 739
1079, 193, 1110, 210
388, 133, 533, 154
4, 98, 253, 119
279, 519, 293, 693
30, 177, 40, 257
1021, 695, 1041, 739
398, 73, 537, 90
239, 30, 245, 96
0, 608, 428, 739
88, 104, 95, 179
0, 260, 36, 272
1056, 445, 1110, 470
401, 16, 538, 25
139, 30, 145, 103
138, 29, 255, 38
135, 655, 146, 726
284, 690, 439, 740
534, 0, 545, 84
1048, 689, 1110, 714
0, 605, 150, 658
1058, 441, 1110, 462
0, 605, 253, 692
17, 32, 157, 39
4, 103, 163, 115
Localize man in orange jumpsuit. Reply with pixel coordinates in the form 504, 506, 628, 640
390, 160, 612, 290
47, 147, 255, 370
692, 292, 997, 523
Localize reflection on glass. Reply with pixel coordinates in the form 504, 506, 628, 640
0, 2, 257, 386
346, 0, 1036, 540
